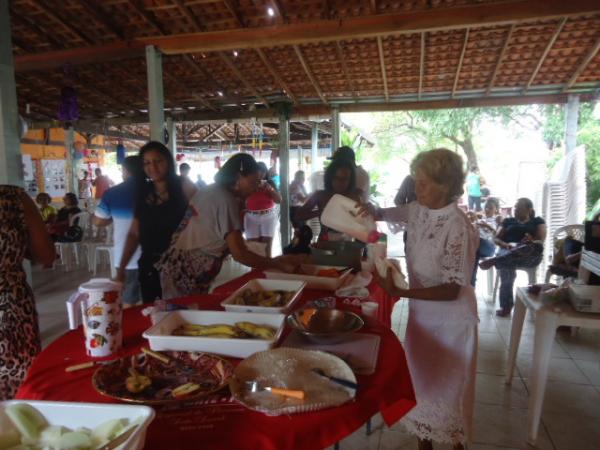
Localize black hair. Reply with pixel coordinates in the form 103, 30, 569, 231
485, 197, 500, 211
256, 161, 269, 181
517, 197, 535, 219
324, 157, 356, 193
137, 141, 185, 209
214, 153, 260, 188
36, 192, 51, 203
64, 192, 78, 206
179, 162, 191, 172
122, 155, 142, 178
332, 146, 356, 164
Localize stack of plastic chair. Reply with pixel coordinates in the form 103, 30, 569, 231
92, 224, 115, 278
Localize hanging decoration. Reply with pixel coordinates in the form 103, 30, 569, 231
58, 86, 79, 124
74, 141, 85, 160
18, 115, 28, 139
116, 141, 126, 165
176, 153, 185, 162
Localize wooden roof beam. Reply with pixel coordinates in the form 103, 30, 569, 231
293, 45, 327, 104
223, 0, 245, 27
486, 24, 516, 96
31, 0, 95, 45
370, 0, 378, 14
143, 0, 600, 54
173, 0, 205, 31
377, 37, 389, 102
129, 0, 168, 35
335, 42, 357, 100
418, 33, 425, 100
523, 18, 567, 93
452, 28, 469, 98
164, 71, 217, 111
269, 0, 287, 23
218, 53, 269, 106
78, 0, 126, 39
10, 9, 65, 49
255, 48, 298, 104
563, 33, 600, 92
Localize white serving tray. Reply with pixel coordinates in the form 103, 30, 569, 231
142, 310, 286, 358
264, 264, 352, 290
220, 279, 306, 314
1, 400, 155, 450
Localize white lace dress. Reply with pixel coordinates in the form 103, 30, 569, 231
383, 201, 479, 445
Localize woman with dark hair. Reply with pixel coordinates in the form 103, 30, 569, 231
47, 192, 82, 242
157, 153, 301, 297
469, 197, 502, 286
479, 197, 546, 316
243, 161, 282, 257
294, 158, 361, 241
117, 141, 196, 302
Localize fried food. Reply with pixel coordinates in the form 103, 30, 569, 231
235, 321, 276, 340
231, 289, 295, 307
125, 367, 151, 393
172, 322, 277, 340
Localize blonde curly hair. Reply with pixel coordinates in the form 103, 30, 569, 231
410, 148, 466, 201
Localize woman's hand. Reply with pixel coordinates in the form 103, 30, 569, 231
115, 267, 126, 284
374, 265, 403, 297
356, 202, 379, 219
273, 254, 308, 273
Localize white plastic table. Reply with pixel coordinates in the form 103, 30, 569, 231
505, 287, 600, 444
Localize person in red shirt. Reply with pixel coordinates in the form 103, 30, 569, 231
93, 168, 112, 200
244, 162, 282, 257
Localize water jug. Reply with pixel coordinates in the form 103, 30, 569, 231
320, 194, 380, 243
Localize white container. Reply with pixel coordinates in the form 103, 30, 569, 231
568, 283, 600, 313
65, 278, 123, 358
264, 264, 352, 290
220, 279, 306, 313
142, 310, 286, 358
321, 194, 380, 243
361, 301, 379, 319
1, 400, 155, 450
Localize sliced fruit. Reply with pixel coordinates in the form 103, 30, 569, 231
91, 418, 126, 442
56, 431, 92, 449
4, 405, 40, 440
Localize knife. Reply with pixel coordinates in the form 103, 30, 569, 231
95, 425, 138, 450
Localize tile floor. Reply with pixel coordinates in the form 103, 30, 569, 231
31, 257, 600, 450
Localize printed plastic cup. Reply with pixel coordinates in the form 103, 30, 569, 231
361, 301, 379, 319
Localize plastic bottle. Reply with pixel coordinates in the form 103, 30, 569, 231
366, 233, 387, 272
321, 194, 380, 243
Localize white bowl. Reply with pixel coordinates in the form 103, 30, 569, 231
1, 400, 155, 450
220, 279, 306, 314
143, 310, 286, 358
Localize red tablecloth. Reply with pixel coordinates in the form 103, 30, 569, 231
17, 272, 414, 450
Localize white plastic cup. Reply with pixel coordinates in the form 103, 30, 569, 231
361, 301, 379, 319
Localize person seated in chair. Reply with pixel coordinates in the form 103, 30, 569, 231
479, 198, 546, 317
47, 193, 82, 242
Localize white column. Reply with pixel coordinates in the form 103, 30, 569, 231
166, 117, 177, 153
66, 126, 78, 194
311, 122, 319, 175
0, 0, 23, 186
565, 94, 579, 154
279, 111, 291, 248
331, 106, 340, 153
146, 45, 165, 143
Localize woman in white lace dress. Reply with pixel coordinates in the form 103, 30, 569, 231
362, 149, 478, 450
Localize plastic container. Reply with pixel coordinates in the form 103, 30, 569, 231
310, 240, 365, 270
321, 194, 380, 243
142, 310, 286, 358
264, 264, 352, 290
220, 279, 306, 314
1, 400, 155, 450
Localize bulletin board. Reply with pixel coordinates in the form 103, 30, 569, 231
41, 159, 67, 198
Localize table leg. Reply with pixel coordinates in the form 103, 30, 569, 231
527, 309, 559, 445
505, 295, 526, 384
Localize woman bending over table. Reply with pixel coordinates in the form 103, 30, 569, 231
117, 141, 197, 302
479, 197, 546, 317
294, 157, 363, 242
360, 148, 478, 450
156, 153, 302, 298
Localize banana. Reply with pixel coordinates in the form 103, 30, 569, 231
175, 323, 239, 337
235, 322, 276, 340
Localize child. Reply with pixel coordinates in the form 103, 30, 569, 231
283, 225, 313, 255
35, 193, 57, 223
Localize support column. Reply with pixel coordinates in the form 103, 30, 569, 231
66, 126, 78, 195
166, 117, 177, 153
311, 122, 319, 175
331, 106, 340, 153
0, 0, 23, 186
279, 110, 291, 248
146, 45, 165, 143
565, 94, 579, 154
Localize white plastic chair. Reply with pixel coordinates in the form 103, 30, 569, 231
91, 224, 115, 277
54, 212, 89, 270
544, 224, 585, 283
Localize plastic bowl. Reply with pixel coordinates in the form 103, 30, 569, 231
286, 308, 364, 344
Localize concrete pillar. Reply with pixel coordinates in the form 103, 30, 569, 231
65, 126, 79, 195
565, 94, 579, 154
331, 106, 340, 153
145, 45, 165, 143
0, 0, 23, 186
279, 111, 291, 248
311, 122, 319, 174
166, 117, 177, 153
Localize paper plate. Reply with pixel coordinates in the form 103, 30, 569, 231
93, 351, 233, 405
229, 348, 356, 416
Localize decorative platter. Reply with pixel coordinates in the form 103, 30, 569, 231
93, 351, 233, 405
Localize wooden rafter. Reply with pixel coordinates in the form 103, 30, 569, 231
218, 53, 269, 106
78, 0, 126, 39
10, 9, 65, 49
452, 28, 469, 98
486, 24, 516, 96
31, 0, 95, 45
293, 45, 327, 104
377, 37, 389, 101
255, 48, 298, 104
164, 71, 216, 111
335, 42, 357, 99
269, 0, 287, 23
418, 33, 426, 100
143, 0, 600, 54
173, 0, 204, 31
563, 33, 600, 91
129, 0, 167, 35
222, 0, 245, 27
523, 18, 567, 93
370, 0, 378, 14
